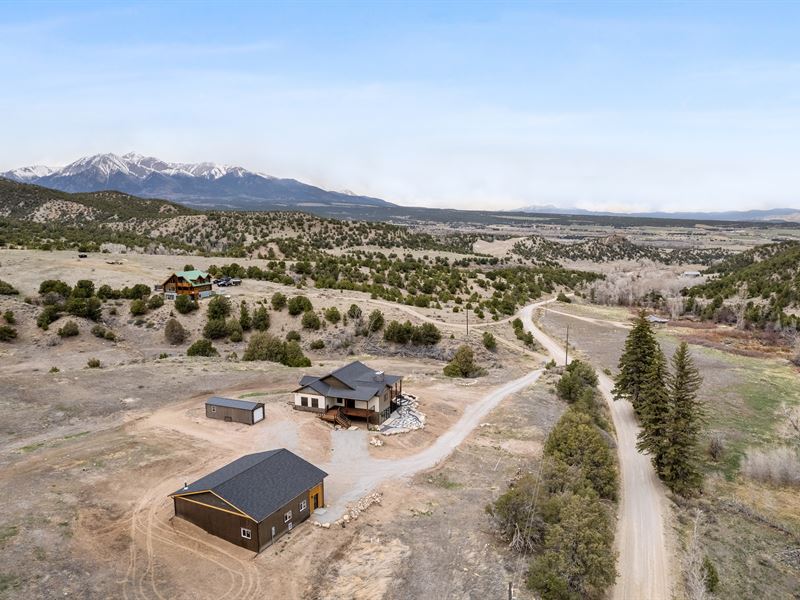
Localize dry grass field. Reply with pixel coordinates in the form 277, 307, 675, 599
0, 249, 556, 599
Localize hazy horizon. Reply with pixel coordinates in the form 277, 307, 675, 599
3, 1, 800, 212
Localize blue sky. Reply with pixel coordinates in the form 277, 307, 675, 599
2, 1, 800, 211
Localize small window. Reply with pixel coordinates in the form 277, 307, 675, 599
301, 396, 308, 407
311, 398, 318, 408
284, 510, 292, 523
299, 499, 308, 512
241, 528, 251, 539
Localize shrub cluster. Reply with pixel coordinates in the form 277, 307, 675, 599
174, 294, 198, 314
482, 331, 497, 351
443, 345, 486, 378
0, 279, 19, 295
287, 295, 312, 316
383, 320, 441, 345
187, 338, 218, 357
57, 320, 80, 338
91, 324, 116, 341
490, 362, 618, 600
242, 332, 311, 367
164, 318, 188, 344
511, 318, 536, 348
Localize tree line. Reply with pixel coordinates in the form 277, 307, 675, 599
490, 361, 618, 599
613, 314, 705, 495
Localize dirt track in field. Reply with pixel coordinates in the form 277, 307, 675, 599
522, 303, 672, 600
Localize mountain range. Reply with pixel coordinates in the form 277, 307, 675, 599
515, 204, 800, 222
0, 152, 393, 210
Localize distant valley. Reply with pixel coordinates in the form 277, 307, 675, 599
516, 204, 800, 223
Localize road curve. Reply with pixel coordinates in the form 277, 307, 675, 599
317, 368, 544, 522
521, 304, 671, 600
324, 294, 671, 597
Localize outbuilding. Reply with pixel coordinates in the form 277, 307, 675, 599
205, 396, 265, 425
170, 449, 327, 552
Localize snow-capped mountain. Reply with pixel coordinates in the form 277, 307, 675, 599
0, 152, 393, 210
3, 164, 56, 181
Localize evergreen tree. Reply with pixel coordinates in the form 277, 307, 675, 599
612, 312, 658, 417
635, 346, 671, 474
252, 306, 270, 331
660, 342, 705, 496
527, 492, 617, 600
239, 301, 252, 331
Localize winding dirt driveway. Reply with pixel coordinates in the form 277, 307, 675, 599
354, 295, 671, 598
521, 304, 672, 600
316, 367, 544, 522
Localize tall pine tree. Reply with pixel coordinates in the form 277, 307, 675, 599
660, 342, 705, 496
635, 345, 671, 474
612, 312, 658, 417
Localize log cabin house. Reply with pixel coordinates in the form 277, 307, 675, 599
205, 397, 265, 425
162, 270, 213, 298
170, 449, 327, 552
293, 360, 403, 427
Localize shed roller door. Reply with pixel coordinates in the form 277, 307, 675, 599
253, 407, 264, 423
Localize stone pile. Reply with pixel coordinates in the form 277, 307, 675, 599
319, 492, 383, 529
379, 393, 426, 436
369, 436, 384, 447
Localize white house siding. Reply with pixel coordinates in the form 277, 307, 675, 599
293, 391, 327, 412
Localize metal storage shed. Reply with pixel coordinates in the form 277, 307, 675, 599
205, 397, 265, 425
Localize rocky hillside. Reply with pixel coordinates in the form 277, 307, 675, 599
685, 241, 800, 327
511, 234, 730, 266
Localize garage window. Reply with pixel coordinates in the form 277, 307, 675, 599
299, 499, 308, 512
241, 528, 251, 539
284, 510, 292, 523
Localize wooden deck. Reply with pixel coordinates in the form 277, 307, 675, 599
319, 406, 376, 427
340, 407, 375, 419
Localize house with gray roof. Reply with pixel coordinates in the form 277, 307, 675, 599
169, 449, 326, 552
293, 360, 403, 425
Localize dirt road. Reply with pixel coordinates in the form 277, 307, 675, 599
521, 303, 672, 600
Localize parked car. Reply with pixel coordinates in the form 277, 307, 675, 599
229, 278, 242, 286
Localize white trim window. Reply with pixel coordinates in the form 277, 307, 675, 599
299, 499, 308, 512
284, 510, 292, 523
240, 528, 252, 539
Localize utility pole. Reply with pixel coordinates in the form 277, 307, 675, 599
465, 306, 469, 338
508, 582, 513, 600
565, 323, 570, 366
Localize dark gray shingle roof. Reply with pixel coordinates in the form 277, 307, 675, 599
206, 396, 263, 411
295, 361, 401, 400
170, 449, 327, 522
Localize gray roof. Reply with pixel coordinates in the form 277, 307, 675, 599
206, 396, 263, 411
295, 360, 402, 401
170, 449, 327, 522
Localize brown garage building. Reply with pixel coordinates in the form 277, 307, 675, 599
170, 449, 327, 552
205, 396, 265, 425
